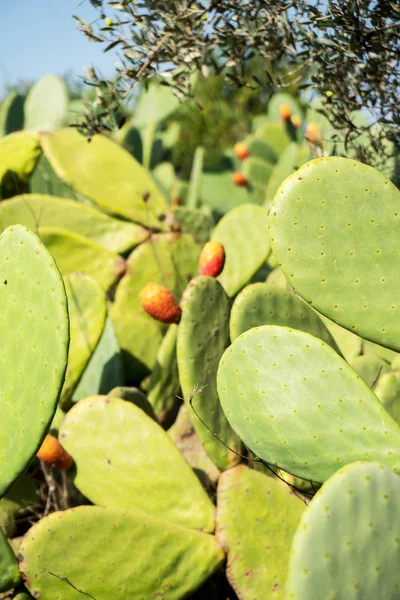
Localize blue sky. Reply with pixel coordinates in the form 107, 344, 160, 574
1, 1, 117, 96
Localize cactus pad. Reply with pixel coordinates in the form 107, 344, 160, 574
0, 132, 41, 198
60, 273, 106, 407
40, 128, 168, 228
19, 506, 224, 600
24, 75, 68, 132
60, 396, 215, 532
0, 528, 20, 592
211, 204, 271, 297
39, 227, 126, 292
217, 325, 400, 482
286, 462, 400, 600
0, 194, 148, 253
268, 157, 400, 350
229, 283, 339, 350
216, 465, 305, 599
177, 276, 243, 470
0, 225, 69, 497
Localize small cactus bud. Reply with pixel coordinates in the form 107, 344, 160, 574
232, 172, 248, 187
306, 122, 320, 143
139, 282, 181, 324
199, 242, 225, 277
37, 434, 73, 470
291, 114, 302, 129
234, 142, 250, 161
279, 103, 292, 121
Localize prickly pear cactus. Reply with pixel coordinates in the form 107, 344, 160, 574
24, 74, 68, 132
148, 324, 181, 425
40, 128, 168, 228
286, 462, 400, 600
0, 194, 148, 253
19, 506, 224, 600
60, 273, 106, 407
229, 283, 339, 351
349, 355, 390, 389
375, 371, 400, 425
0, 528, 20, 592
0, 225, 69, 497
39, 227, 126, 292
60, 396, 216, 532
211, 204, 271, 297
0, 132, 42, 199
0, 91, 24, 137
217, 326, 400, 482
269, 157, 400, 351
216, 465, 305, 599
177, 276, 243, 470
265, 143, 309, 208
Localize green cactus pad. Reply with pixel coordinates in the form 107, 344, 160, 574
0, 91, 24, 137
0, 529, 20, 592
40, 128, 168, 228
244, 136, 277, 164
24, 75, 68, 132
217, 325, 400, 482
39, 227, 126, 291
216, 465, 305, 599
172, 206, 211, 245
230, 283, 339, 350
0, 132, 42, 199
211, 204, 271, 297
321, 317, 362, 362
267, 93, 302, 121
107, 386, 157, 420
177, 276, 243, 470
0, 194, 148, 253
0, 225, 69, 497
265, 143, 310, 208
148, 324, 181, 426
19, 506, 224, 600
110, 233, 200, 381
242, 157, 273, 202
255, 121, 291, 157
29, 154, 78, 199
269, 157, 400, 351
200, 164, 256, 215
72, 316, 123, 403
168, 405, 220, 486
60, 396, 215, 532
375, 371, 400, 425
349, 355, 390, 389
60, 274, 106, 407
286, 462, 400, 600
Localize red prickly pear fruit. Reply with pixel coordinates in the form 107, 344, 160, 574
37, 434, 73, 470
232, 172, 248, 186
199, 241, 226, 277
279, 103, 292, 121
234, 142, 250, 161
139, 282, 182, 324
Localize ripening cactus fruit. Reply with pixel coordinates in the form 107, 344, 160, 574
139, 282, 182, 324
306, 122, 320, 143
291, 114, 302, 128
232, 172, 248, 186
279, 103, 292, 120
234, 142, 250, 161
199, 241, 226, 277
36, 435, 73, 470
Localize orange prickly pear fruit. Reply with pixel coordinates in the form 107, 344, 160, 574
232, 172, 248, 186
279, 103, 292, 121
291, 114, 302, 128
306, 122, 320, 143
199, 241, 226, 277
139, 282, 181, 324
37, 434, 73, 470
234, 142, 250, 161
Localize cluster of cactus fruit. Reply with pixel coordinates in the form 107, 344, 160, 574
1, 74, 400, 599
